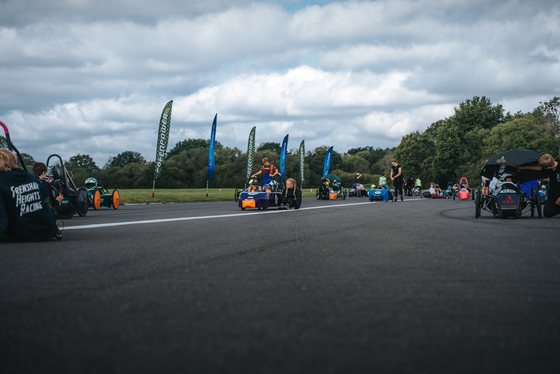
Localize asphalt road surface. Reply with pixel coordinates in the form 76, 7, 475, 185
1, 196, 559, 373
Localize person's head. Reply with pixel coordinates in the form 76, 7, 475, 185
430, 182, 434, 187
33, 162, 47, 178
382, 173, 385, 177
0, 149, 17, 172
286, 178, 296, 188
45, 166, 61, 181
251, 178, 258, 186
322, 179, 327, 184
262, 157, 269, 164
357, 171, 361, 174
539, 154, 556, 168
391, 158, 398, 165
85, 177, 97, 191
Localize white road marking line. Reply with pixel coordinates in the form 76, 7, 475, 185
64, 199, 425, 230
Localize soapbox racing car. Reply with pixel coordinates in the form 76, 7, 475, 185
236, 180, 282, 210
85, 167, 120, 210
45, 154, 89, 217
475, 150, 545, 219
238, 189, 281, 210
474, 183, 541, 219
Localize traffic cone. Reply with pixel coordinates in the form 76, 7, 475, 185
219, 189, 222, 192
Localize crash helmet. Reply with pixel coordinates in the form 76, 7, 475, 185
499, 172, 516, 182
250, 178, 259, 185
268, 180, 279, 190
45, 166, 60, 180
85, 177, 98, 191
371, 184, 376, 189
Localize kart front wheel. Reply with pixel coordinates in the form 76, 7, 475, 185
234, 189, 239, 203
76, 187, 89, 217
93, 189, 101, 210
535, 188, 542, 218
112, 189, 120, 209
475, 186, 481, 218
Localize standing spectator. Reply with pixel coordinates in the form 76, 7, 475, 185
406, 176, 414, 196
355, 171, 362, 184
415, 177, 422, 196
390, 159, 404, 201
378, 174, 387, 189
0, 149, 59, 241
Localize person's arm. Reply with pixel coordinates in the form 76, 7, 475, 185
0, 193, 8, 237
296, 188, 302, 201
517, 166, 542, 171
251, 170, 262, 177
395, 167, 402, 179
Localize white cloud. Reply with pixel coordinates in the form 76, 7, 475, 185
1, 0, 559, 165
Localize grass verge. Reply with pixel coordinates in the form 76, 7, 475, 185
117, 188, 319, 204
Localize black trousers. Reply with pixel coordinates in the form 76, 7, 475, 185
543, 198, 560, 217
282, 197, 301, 209
393, 180, 403, 197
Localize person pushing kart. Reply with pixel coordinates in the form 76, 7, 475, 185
518, 154, 560, 218
251, 157, 280, 187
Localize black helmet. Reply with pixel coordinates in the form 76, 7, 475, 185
46, 166, 60, 180
251, 178, 259, 185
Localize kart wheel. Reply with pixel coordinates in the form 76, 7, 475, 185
93, 189, 101, 210
471, 189, 474, 200
475, 187, 481, 218
241, 207, 246, 211
453, 191, 455, 200
76, 187, 89, 217
234, 189, 239, 203
536, 189, 542, 218
112, 189, 120, 209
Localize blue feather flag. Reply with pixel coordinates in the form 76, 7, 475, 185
323, 146, 333, 177
207, 114, 217, 181
280, 134, 289, 181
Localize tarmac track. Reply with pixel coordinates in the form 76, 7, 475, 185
1, 196, 559, 374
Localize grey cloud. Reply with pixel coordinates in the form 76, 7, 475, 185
0, 0, 253, 26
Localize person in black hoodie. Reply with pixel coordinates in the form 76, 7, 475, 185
0, 149, 59, 241
280, 178, 302, 210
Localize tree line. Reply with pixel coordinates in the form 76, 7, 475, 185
4, 96, 558, 190
394, 96, 559, 187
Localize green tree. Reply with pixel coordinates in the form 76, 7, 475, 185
166, 138, 223, 159
257, 142, 281, 153
394, 131, 436, 186
0, 136, 7, 148
66, 154, 97, 171
105, 151, 146, 168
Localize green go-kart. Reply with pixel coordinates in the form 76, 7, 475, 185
46, 154, 89, 217
85, 167, 120, 210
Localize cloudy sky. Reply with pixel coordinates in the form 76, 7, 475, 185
1, 0, 559, 165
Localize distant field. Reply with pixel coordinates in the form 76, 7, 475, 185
117, 188, 318, 204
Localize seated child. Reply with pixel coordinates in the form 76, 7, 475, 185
332, 180, 342, 191
248, 178, 261, 192
355, 182, 367, 197
281, 178, 302, 209
428, 182, 441, 195
318, 179, 330, 199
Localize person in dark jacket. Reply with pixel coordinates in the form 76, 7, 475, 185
280, 178, 302, 210
0, 149, 59, 241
